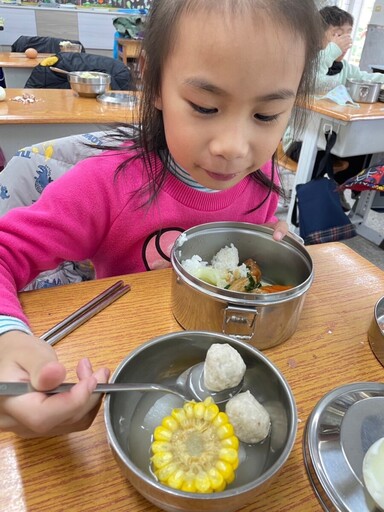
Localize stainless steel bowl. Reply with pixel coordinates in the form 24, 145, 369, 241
59, 42, 82, 53
104, 331, 297, 512
171, 222, 313, 350
346, 79, 382, 103
368, 296, 384, 367
68, 71, 111, 98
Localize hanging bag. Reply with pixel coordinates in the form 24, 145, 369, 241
294, 130, 356, 245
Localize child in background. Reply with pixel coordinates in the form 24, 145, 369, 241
284, 6, 384, 210
318, 6, 384, 87
0, 0, 323, 438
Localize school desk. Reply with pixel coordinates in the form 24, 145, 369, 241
0, 242, 383, 512
0, 88, 139, 164
0, 52, 53, 88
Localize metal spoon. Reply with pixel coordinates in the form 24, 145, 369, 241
49, 67, 70, 75
0, 362, 244, 404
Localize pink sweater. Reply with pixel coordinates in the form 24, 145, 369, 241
0, 149, 278, 324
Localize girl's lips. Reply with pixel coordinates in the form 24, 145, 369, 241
205, 170, 239, 182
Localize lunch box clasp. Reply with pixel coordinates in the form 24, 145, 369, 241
222, 305, 258, 340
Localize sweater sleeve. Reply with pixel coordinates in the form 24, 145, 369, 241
0, 152, 131, 325
317, 43, 343, 79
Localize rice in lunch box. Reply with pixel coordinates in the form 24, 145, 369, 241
182, 243, 248, 289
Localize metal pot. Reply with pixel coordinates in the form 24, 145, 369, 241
171, 222, 313, 350
346, 79, 382, 103
368, 296, 384, 367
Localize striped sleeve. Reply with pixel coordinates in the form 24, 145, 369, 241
0, 316, 32, 336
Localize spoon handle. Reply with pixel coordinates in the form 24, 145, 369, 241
0, 381, 185, 398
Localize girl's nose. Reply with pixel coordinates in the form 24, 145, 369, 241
209, 123, 250, 161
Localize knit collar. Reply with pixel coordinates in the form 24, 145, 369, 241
161, 152, 219, 193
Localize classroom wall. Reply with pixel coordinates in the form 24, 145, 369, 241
359, 0, 384, 70
369, 0, 384, 25
0, 4, 136, 51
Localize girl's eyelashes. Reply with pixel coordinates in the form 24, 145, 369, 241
189, 102, 218, 115
254, 113, 280, 123
189, 101, 280, 123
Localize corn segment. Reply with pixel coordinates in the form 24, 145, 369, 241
151, 397, 239, 493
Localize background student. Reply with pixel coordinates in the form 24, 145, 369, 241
283, 6, 384, 210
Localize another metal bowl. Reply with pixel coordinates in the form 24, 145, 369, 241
346, 79, 382, 103
68, 71, 111, 98
368, 296, 384, 367
104, 331, 297, 512
59, 42, 82, 53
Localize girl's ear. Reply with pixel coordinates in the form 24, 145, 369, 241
155, 94, 163, 110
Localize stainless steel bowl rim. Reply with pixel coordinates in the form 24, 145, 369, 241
171, 223, 313, 305
373, 295, 384, 331
68, 71, 111, 82
104, 331, 298, 500
346, 79, 383, 86
304, 381, 384, 511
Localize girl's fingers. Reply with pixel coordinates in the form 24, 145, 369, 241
3, 376, 99, 435
32, 360, 67, 391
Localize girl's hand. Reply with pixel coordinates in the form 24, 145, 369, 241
0, 331, 110, 438
264, 220, 289, 241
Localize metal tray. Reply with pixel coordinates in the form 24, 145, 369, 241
97, 92, 138, 108
303, 382, 384, 511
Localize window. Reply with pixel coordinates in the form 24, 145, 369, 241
338, 0, 376, 65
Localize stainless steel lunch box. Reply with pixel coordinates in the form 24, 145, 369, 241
346, 79, 382, 103
171, 222, 313, 350
368, 296, 384, 367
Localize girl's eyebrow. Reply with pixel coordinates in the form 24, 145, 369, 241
183, 78, 295, 101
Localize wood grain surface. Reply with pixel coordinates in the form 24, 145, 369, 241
0, 52, 53, 68
1, 88, 139, 125
309, 97, 384, 121
0, 242, 383, 512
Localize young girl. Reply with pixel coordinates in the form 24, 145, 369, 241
0, 0, 322, 437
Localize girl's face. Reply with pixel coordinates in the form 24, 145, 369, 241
156, 10, 306, 190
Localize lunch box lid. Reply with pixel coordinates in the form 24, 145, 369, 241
303, 382, 384, 512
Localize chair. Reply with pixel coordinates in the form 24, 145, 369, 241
276, 142, 349, 174
275, 142, 350, 212
25, 52, 135, 90
11, 35, 85, 54
0, 131, 110, 290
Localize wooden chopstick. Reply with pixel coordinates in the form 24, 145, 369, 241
40, 280, 131, 346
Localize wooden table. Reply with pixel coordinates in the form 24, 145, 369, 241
286, 98, 384, 245
0, 243, 383, 512
0, 88, 139, 163
0, 52, 53, 88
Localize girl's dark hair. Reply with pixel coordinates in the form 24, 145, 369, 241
319, 6, 354, 29
106, 0, 323, 211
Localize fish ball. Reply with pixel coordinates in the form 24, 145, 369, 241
204, 343, 246, 392
226, 391, 271, 444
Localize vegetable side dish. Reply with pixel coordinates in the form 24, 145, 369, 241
182, 244, 292, 293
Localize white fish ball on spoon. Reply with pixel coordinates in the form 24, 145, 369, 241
203, 343, 246, 392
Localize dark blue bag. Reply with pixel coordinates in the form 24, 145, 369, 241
295, 131, 356, 245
